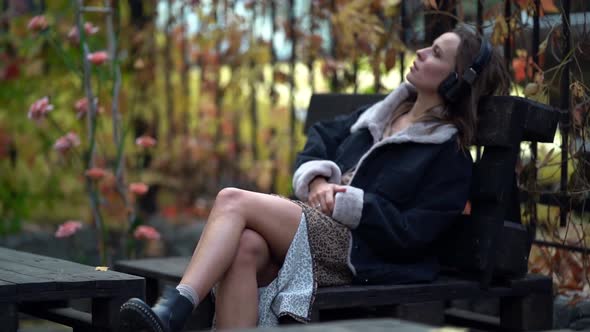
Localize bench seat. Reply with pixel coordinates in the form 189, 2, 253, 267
115, 256, 553, 331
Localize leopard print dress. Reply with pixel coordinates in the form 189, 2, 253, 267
294, 201, 353, 286
254, 195, 353, 326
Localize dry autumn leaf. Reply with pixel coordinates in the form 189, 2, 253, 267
491, 15, 509, 46
384, 48, 397, 72
524, 82, 539, 97
571, 81, 585, 99
538, 38, 548, 55
423, 0, 438, 10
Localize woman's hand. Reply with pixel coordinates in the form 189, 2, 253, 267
308, 177, 347, 215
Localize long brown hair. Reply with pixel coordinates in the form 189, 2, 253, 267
388, 25, 511, 148
449, 25, 511, 147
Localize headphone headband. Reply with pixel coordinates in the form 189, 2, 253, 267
462, 38, 492, 85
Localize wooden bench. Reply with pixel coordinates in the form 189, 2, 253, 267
115, 93, 560, 331
0, 247, 145, 332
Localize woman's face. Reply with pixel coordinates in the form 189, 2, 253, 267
406, 32, 461, 94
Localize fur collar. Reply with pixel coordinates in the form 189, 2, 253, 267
350, 82, 457, 144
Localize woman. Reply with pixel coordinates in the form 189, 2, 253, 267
119, 25, 511, 332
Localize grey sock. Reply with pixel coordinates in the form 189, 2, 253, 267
176, 284, 199, 309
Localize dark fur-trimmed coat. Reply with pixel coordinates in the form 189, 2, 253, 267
293, 83, 473, 285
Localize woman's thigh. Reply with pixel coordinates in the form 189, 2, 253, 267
224, 189, 303, 263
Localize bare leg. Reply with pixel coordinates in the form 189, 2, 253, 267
215, 229, 280, 329
180, 188, 302, 302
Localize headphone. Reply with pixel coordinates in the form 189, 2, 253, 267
437, 37, 493, 104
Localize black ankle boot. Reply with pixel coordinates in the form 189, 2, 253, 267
119, 287, 194, 332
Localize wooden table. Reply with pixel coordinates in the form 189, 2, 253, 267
0, 247, 144, 332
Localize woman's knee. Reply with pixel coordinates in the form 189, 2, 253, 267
214, 187, 246, 214
233, 229, 269, 269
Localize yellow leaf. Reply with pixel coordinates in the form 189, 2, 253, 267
491, 16, 508, 46
538, 38, 548, 55
95, 266, 109, 272
528, 83, 549, 104
536, 148, 555, 169
429, 328, 467, 332
524, 83, 539, 97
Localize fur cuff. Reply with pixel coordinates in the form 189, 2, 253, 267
332, 186, 364, 229
292, 160, 342, 201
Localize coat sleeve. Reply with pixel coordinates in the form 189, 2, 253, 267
331, 143, 472, 257
292, 106, 368, 201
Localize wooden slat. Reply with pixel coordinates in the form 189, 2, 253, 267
507, 274, 553, 292
0, 248, 141, 282
0, 248, 143, 284
0, 279, 17, 297
20, 307, 93, 328
0, 268, 56, 293
304, 94, 387, 133
115, 257, 553, 310
0, 259, 90, 290
314, 279, 481, 309
0, 247, 144, 303
115, 257, 189, 283
0, 303, 18, 332
444, 308, 501, 331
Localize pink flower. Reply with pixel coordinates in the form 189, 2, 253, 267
28, 96, 54, 123
129, 182, 149, 195
84, 22, 100, 35
74, 97, 102, 118
54, 132, 81, 154
55, 220, 83, 238
135, 135, 157, 148
74, 97, 89, 118
27, 15, 48, 32
67, 23, 99, 44
133, 225, 161, 241
85, 167, 107, 180
67, 26, 80, 44
87, 51, 109, 65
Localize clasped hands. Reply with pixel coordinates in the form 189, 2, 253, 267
308, 177, 347, 215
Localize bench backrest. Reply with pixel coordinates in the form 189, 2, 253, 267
304, 93, 560, 287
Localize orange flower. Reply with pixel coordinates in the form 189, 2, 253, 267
28, 96, 53, 123
129, 182, 149, 195
27, 15, 48, 32
133, 225, 161, 241
54, 132, 81, 154
87, 51, 109, 65
85, 167, 107, 180
55, 220, 83, 238
135, 135, 157, 148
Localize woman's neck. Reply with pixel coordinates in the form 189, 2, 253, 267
406, 92, 445, 122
